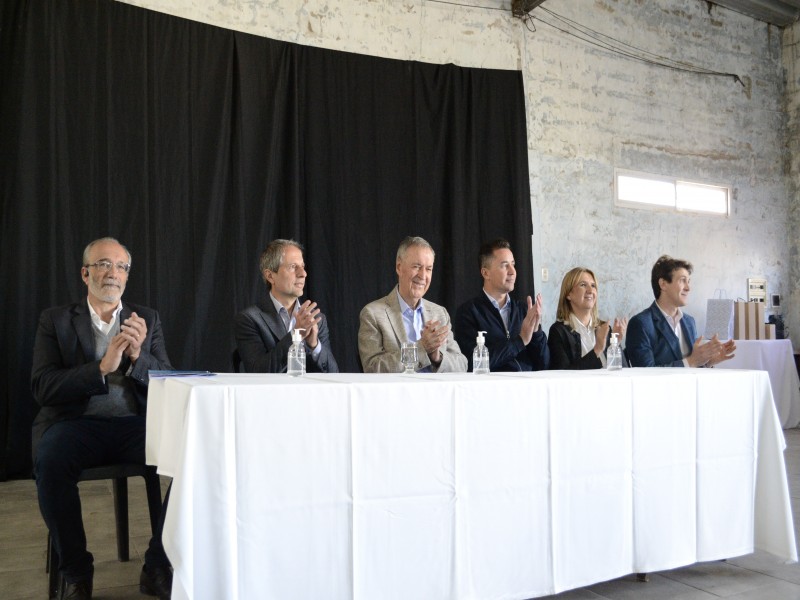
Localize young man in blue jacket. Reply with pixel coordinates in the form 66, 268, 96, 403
627, 255, 735, 368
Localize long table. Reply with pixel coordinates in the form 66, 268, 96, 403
717, 339, 800, 428
146, 369, 798, 600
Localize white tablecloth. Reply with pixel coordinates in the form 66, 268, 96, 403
718, 339, 800, 428
146, 369, 797, 600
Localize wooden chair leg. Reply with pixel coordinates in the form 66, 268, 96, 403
111, 477, 130, 561
143, 468, 163, 536
44, 466, 157, 597
47, 532, 59, 598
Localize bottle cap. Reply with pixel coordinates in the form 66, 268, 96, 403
476, 331, 487, 345
292, 328, 305, 343
611, 332, 619, 344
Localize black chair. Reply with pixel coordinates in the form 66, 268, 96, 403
232, 348, 244, 373
46, 463, 163, 599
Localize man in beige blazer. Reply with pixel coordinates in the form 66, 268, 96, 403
358, 236, 467, 373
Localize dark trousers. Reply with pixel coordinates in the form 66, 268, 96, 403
33, 415, 171, 583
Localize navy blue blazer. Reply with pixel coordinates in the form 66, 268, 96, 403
30, 300, 173, 457
235, 295, 338, 374
454, 293, 549, 372
627, 301, 698, 367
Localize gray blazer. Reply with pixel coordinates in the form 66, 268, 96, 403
358, 287, 467, 373
235, 295, 339, 374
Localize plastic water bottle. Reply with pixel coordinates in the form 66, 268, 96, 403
473, 330, 490, 374
607, 332, 622, 371
287, 328, 306, 376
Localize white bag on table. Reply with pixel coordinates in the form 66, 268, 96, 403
704, 289, 734, 340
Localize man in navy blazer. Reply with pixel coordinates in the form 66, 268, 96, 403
235, 239, 338, 373
454, 239, 549, 372
31, 237, 173, 600
627, 255, 735, 368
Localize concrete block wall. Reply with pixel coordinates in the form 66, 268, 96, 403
122, 0, 796, 346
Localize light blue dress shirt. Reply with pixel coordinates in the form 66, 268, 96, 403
397, 289, 430, 372
270, 293, 323, 360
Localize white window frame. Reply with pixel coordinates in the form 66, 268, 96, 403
614, 168, 731, 216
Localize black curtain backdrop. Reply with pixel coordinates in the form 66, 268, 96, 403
0, 0, 533, 478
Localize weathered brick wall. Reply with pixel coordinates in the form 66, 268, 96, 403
122, 0, 794, 344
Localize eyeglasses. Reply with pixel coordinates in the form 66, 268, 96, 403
84, 260, 131, 274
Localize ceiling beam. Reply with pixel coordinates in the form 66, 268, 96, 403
511, 0, 547, 19
709, 0, 800, 26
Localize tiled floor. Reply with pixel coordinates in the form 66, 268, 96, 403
2, 432, 800, 600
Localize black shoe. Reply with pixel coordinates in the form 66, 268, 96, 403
58, 577, 93, 600
140, 564, 172, 600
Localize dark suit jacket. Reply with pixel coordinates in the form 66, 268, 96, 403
234, 295, 339, 374
627, 301, 698, 367
547, 321, 605, 370
454, 293, 549, 372
30, 300, 173, 457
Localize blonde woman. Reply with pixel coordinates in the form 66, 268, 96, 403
548, 267, 627, 370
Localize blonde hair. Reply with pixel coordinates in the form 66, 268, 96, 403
556, 267, 599, 324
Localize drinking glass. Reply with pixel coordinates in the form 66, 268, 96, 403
400, 342, 417, 374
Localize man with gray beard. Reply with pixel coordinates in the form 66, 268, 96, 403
31, 237, 173, 600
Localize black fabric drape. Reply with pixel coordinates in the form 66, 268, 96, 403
0, 0, 532, 478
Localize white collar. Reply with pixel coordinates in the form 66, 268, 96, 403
86, 297, 122, 334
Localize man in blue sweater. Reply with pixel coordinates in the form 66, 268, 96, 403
454, 239, 549, 372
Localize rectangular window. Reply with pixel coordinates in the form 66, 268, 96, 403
615, 169, 730, 216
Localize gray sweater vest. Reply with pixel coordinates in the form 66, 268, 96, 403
84, 320, 138, 417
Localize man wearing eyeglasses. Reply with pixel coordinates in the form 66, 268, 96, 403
235, 239, 338, 373
31, 237, 173, 600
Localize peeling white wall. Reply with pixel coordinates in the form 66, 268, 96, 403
784, 20, 800, 348
120, 0, 795, 346
525, 1, 789, 341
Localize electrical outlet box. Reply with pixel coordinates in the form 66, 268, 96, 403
747, 278, 767, 303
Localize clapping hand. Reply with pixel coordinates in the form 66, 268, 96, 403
421, 320, 450, 364
611, 317, 627, 340
688, 335, 736, 367
120, 312, 147, 362
295, 300, 322, 349
520, 294, 543, 345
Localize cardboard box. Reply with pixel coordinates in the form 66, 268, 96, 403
755, 302, 766, 339
734, 301, 747, 339
744, 301, 757, 339
733, 302, 757, 340
735, 301, 767, 340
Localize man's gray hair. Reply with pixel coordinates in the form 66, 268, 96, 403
396, 236, 435, 263
259, 239, 304, 286
82, 237, 131, 266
